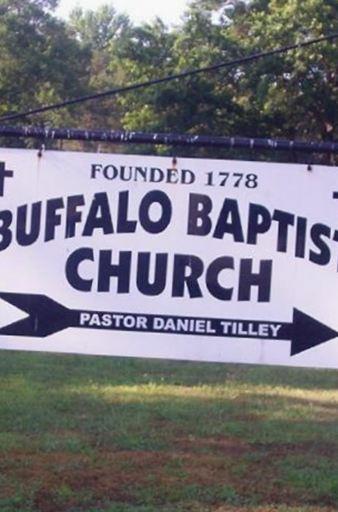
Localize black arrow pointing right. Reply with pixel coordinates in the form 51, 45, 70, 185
0, 292, 336, 357
289, 308, 338, 355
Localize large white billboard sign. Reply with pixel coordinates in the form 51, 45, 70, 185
0, 149, 337, 369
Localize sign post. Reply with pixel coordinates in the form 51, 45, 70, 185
0, 149, 337, 368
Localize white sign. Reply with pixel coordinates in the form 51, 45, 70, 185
0, 149, 337, 369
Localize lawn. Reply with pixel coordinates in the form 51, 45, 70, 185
0, 351, 338, 512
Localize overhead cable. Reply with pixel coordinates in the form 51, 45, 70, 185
1, 32, 337, 123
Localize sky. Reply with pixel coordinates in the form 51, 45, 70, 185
56, 0, 189, 25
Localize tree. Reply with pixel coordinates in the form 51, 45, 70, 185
1, 0, 335, 158
0, 0, 88, 129
69, 4, 130, 51
67, 5, 132, 135
111, 10, 246, 143
107, 0, 337, 158
228, 0, 338, 141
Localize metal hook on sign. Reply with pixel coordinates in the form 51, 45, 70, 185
37, 144, 46, 158
168, 156, 179, 185
306, 155, 313, 172
304, 149, 314, 172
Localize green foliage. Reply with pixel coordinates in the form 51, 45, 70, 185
69, 4, 130, 50
103, 0, 338, 159
0, 0, 336, 157
0, 0, 88, 129
229, 0, 338, 140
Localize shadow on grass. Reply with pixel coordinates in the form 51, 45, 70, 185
1, 350, 338, 390
1, 351, 338, 511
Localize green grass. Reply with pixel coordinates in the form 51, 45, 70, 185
0, 351, 338, 511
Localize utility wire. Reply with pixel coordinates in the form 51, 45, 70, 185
1, 32, 337, 123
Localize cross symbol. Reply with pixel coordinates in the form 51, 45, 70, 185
0, 162, 13, 197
